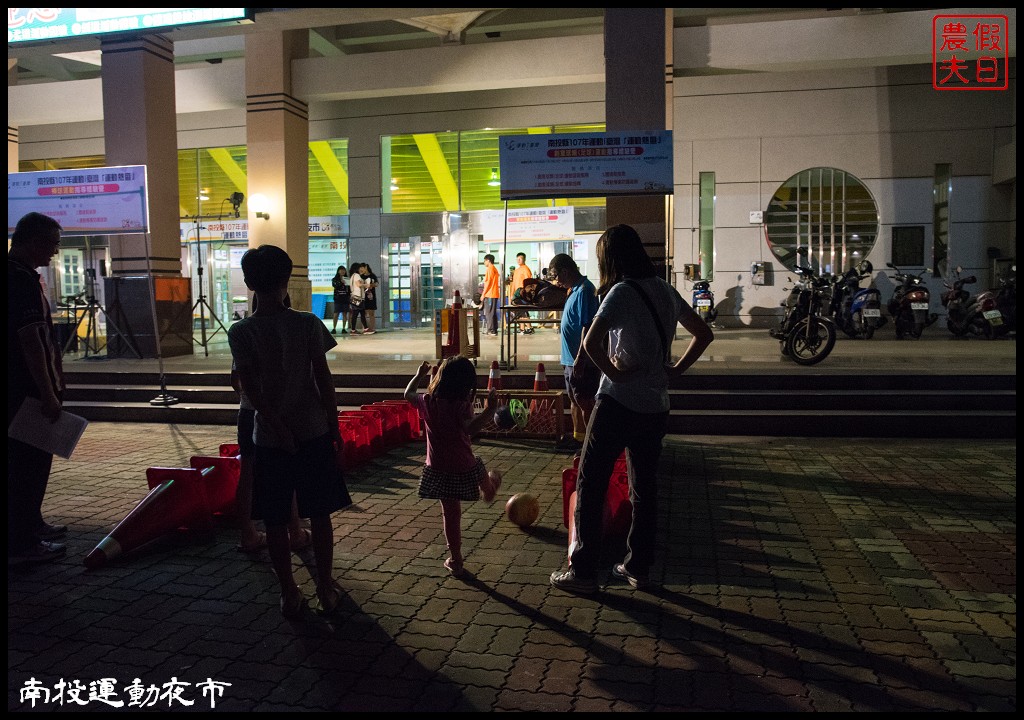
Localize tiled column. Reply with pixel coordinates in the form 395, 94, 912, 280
245, 30, 312, 311
604, 8, 673, 274
101, 35, 191, 357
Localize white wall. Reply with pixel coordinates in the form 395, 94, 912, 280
673, 64, 1016, 327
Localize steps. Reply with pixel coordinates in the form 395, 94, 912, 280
63, 370, 1016, 439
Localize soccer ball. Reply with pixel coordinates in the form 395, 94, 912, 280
493, 398, 529, 431
505, 493, 540, 527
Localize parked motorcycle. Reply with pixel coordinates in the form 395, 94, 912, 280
973, 266, 1016, 339
885, 263, 937, 339
769, 257, 836, 365
692, 280, 718, 326
940, 265, 981, 337
831, 260, 886, 339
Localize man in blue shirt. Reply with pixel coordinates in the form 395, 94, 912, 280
548, 254, 599, 452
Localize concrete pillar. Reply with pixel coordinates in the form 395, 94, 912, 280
604, 9, 673, 275
245, 30, 312, 311
100, 35, 191, 357
9, 60, 18, 172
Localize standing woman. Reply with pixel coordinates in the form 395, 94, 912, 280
362, 264, 379, 334
348, 262, 366, 334
549, 224, 714, 595
331, 265, 351, 334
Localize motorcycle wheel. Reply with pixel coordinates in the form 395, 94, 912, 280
909, 323, 924, 339
947, 319, 968, 337
785, 317, 837, 366
861, 325, 875, 340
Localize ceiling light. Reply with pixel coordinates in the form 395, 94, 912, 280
487, 168, 501, 187
390, 178, 399, 191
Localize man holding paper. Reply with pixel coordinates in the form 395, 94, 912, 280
8, 212, 68, 566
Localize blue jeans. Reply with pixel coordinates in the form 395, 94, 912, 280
569, 394, 668, 579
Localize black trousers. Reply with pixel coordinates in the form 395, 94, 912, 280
569, 394, 668, 579
7, 434, 53, 552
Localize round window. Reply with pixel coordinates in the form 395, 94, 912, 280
764, 167, 879, 275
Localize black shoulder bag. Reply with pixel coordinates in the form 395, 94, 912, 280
567, 324, 600, 408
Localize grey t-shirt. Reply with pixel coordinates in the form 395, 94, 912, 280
227, 310, 337, 447
593, 276, 686, 414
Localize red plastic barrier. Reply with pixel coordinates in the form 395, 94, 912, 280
337, 415, 372, 463
362, 404, 401, 447
561, 462, 632, 538
377, 400, 416, 441
341, 409, 385, 455
219, 443, 240, 458
382, 400, 421, 439
335, 417, 362, 467
189, 455, 241, 515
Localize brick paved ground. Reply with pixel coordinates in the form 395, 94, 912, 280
7, 424, 1016, 712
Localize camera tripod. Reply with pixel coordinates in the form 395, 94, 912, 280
192, 260, 230, 357
61, 270, 141, 359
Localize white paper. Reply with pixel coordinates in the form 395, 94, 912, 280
7, 397, 89, 459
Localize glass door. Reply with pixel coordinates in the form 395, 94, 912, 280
419, 236, 445, 326
387, 238, 412, 325
386, 235, 446, 327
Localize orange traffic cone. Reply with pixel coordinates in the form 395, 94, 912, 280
488, 360, 502, 390
84, 467, 214, 569
533, 362, 549, 391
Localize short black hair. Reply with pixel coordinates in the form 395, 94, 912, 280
11, 212, 61, 246
548, 253, 578, 276
484, 254, 495, 263
241, 245, 292, 294
516, 252, 526, 260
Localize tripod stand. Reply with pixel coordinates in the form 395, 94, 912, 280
189, 226, 230, 357
62, 268, 141, 359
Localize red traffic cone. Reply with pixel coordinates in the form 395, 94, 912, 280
84, 467, 214, 569
488, 360, 502, 390
533, 362, 549, 391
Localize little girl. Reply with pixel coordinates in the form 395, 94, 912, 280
404, 356, 501, 577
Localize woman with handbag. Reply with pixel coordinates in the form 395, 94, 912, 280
550, 224, 713, 595
548, 253, 599, 452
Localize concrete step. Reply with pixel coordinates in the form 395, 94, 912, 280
62, 371, 1016, 438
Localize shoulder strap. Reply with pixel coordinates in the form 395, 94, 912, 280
622, 279, 668, 360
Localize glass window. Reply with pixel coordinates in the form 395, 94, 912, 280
381, 124, 608, 214
933, 163, 951, 277
892, 226, 925, 267
698, 172, 715, 281
764, 167, 879, 275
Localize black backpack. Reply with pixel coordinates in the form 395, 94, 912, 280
513, 278, 567, 308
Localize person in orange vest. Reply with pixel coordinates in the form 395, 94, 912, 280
481, 254, 501, 336
510, 252, 534, 334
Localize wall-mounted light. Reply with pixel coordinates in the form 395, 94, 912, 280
249, 193, 270, 221
390, 177, 399, 191
487, 168, 501, 187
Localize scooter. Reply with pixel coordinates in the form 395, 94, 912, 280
940, 266, 980, 337
886, 263, 938, 339
831, 260, 885, 339
973, 266, 1016, 339
692, 280, 718, 326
